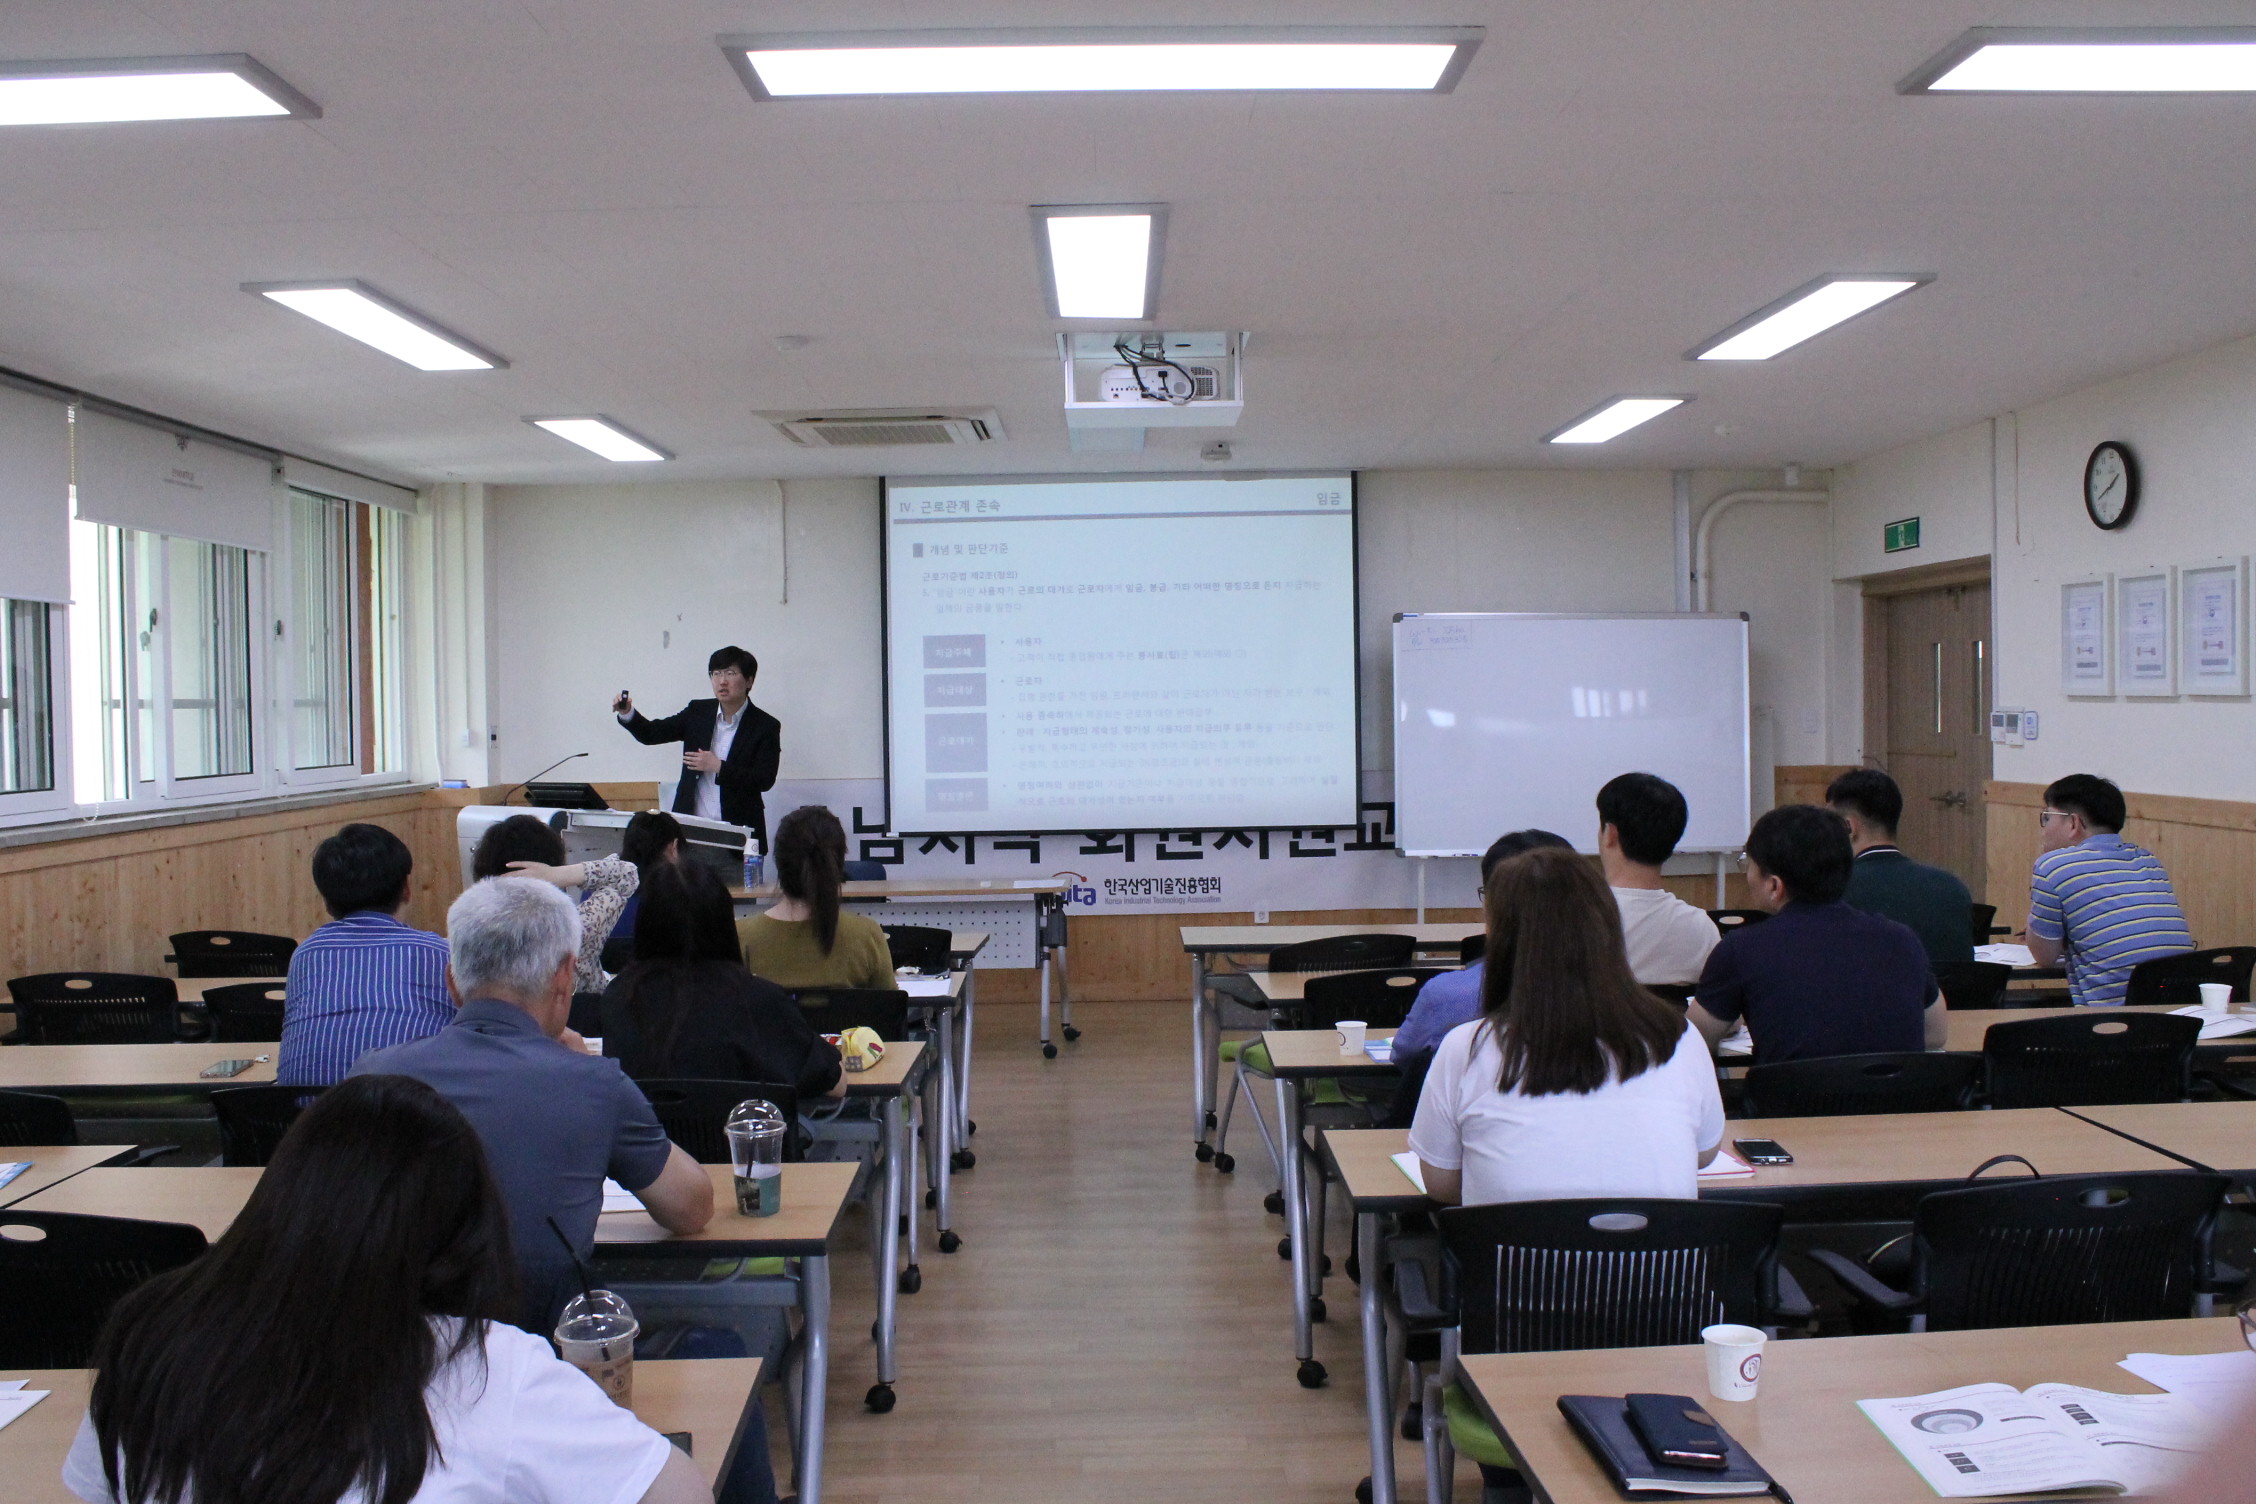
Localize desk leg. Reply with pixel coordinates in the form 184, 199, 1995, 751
1191, 953, 1213, 1149
955, 970, 976, 1143
1359, 1210, 1395, 1504
869, 1094, 903, 1411
1277, 1076, 1324, 1387
931, 1027, 958, 1250
798, 1254, 831, 1504
1039, 944, 1054, 1057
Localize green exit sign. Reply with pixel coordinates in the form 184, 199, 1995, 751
1884, 516, 1922, 553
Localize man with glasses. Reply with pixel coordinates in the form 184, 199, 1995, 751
2027, 774, 2192, 1007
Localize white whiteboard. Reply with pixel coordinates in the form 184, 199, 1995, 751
1392, 613, 1751, 856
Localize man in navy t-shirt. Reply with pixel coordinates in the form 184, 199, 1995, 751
1690, 804, 1945, 1066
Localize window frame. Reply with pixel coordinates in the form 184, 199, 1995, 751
272, 487, 411, 793
0, 598, 73, 822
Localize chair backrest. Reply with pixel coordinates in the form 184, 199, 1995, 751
1267, 933, 1416, 973
842, 859, 889, 881
1438, 1198, 1783, 1355
881, 924, 953, 975
789, 987, 911, 1042
1969, 903, 2000, 947
1982, 1012, 2199, 1108
1913, 1171, 2228, 1330
636, 1078, 803, 1163
0, 1211, 209, 1367
1933, 961, 2014, 1011
200, 982, 288, 1043
5, 974, 181, 1045
1741, 1051, 1982, 1117
211, 1085, 326, 1167
1298, 968, 1449, 1031
1458, 933, 1486, 965
165, 930, 297, 978
2123, 947, 2256, 1007
0, 1089, 77, 1147
1707, 909, 1770, 936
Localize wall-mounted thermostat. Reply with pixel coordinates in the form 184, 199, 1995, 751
1988, 709, 2039, 746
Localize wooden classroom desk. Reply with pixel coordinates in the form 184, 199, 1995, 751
0, 1043, 275, 1093
1251, 966, 1463, 1005
0, 1358, 765, 1504
2068, 1100, 2256, 1175
1182, 922, 1479, 1160
172, 975, 285, 1004
1458, 1316, 2243, 1504
0, 1146, 137, 1209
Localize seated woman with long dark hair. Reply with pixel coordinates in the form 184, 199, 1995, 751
733, 805, 895, 990
1409, 845, 1726, 1207
603, 859, 843, 1098
65, 1073, 708, 1504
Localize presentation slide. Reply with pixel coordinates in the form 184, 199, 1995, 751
884, 474, 1360, 834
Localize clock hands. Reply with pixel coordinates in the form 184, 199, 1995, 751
2094, 472, 2120, 504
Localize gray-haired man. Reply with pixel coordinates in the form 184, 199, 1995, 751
353, 875, 713, 1331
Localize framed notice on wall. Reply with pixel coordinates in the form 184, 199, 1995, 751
2116, 570, 2175, 697
2061, 576, 2112, 696
2179, 558, 2249, 697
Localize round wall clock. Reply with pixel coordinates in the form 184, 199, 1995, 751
2083, 441, 2139, 530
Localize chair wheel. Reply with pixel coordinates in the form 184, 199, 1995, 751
925, 1189, 936, 1209
938, 1230, 962, 1253
1310, 1296, 1327, 1323
1318, 1253, 1333, 1277
1358, 1478, 1375, 1504
1278, 1237, 1293, 1261
1214, 1152, 1236, 1173
1264, 1190, 1286, 1216
1042, 1042, 1058, 1059
1195, 1141, 1215, 1162
966, 1119, 976, 1136
1063, 1025, 1081, 1042
1345, 1252, 1361, 1285
1205, 1109, 1217, 1129
1401, 1403, 1423, 1442
898, 1266, 922, 1294
871, 1320, 880, 1340
952, 1148, 976, 1171
1297, 1359, 1327, 1389
866, 1383, 896, 1413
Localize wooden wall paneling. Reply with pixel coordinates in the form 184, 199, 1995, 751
1774, 765, 1858, 810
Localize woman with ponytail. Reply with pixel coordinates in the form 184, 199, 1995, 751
733, 805, 896, 989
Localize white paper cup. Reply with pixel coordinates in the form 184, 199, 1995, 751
1702, 1323, 1765, 1402
2200, 982, 2233, 1011
1336, 1020, 1368, 1056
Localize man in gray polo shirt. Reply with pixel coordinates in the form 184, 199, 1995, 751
355, 875, 713, 1330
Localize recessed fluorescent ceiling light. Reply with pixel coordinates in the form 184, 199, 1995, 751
1689, 275, 1932, 362
0, 54, 317, 124
1034, 206, 1163, 320
1546, 397, 1687, 445
528, 417, 670, 463
1903, 28, 2256, 93
721, 27, 1482, 98
244, 281, 506, 371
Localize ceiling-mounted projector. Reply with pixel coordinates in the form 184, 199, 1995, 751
1060, 331, 1246, 429
1099, 362, 1220, 404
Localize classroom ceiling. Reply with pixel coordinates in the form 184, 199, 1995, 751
2, 2, 2255, 486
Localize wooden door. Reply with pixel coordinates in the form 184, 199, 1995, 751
1877, 581, 1991, 896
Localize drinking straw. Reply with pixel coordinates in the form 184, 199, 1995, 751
547, 1215, 595, 1305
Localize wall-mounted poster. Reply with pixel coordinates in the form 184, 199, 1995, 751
2179, 558, 2248, 697
2061, 577, 2112, 696
2116, 571, 2175, 697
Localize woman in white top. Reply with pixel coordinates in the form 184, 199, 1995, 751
1409, 845, 1726, 1207
65, 1074, 707, 1504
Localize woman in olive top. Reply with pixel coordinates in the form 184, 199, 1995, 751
735, 805, 897, 989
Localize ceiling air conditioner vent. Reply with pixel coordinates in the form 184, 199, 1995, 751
760, 408, 1003, 448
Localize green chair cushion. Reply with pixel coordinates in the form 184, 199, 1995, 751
1307, 1078, 1350, 1106
1237, 1040, 1272, 1074
1444, 1380, 1519, 1468
1220, 1039, 1246, 1065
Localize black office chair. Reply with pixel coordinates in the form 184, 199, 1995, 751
842, 859, 889, 881
569, 991, 607, 1037
6, 973, 186, 1044
1982, 1012, 2199, 1108
635, 1079, 804, 1164
2124, 947, 2256, 1008
0, 1210, 209, 1367
789, 987, 911, 1042
1267, 934, 1418, 974
1933, 960, 2014, 1011
1707, 909, 1770, 936
1812, 1169, 2229, 1331
201, 981, 287, 1043
166, 930, 296, 978
1295, 967, 1446, 1033
0, 1088, 76, 1146
1968, 903, 2000, 947
211, 1085, 326, 1167
598, 935, 636, 975
1646, 984, 1696, 1010
1457, 933, 1486, 966
1741, 1052, 1981, 1117
881, 924, 953, 976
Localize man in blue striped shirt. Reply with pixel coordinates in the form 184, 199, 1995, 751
2027, 774, 2193, 1008
277, 823, 453, 1085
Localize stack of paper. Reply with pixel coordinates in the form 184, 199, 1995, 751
0, 1380, 49, 1435
1697, 1149, 1756, 1179
1860, 1382, 2204, 1496
1364, 1038, 1394, 1063
0, 1161, 29, 1193
1974, 942, 2038, 968
2167, 1005, 2256, 1040
2119, 1349, 2256, 1420
1390, 1152, 1427, 1194
1717, 1025, 1754, 1058
897, 974, 954, 997
600, 1178, 640, 1214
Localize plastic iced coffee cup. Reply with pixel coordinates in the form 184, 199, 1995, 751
556, 1289, 638, 1405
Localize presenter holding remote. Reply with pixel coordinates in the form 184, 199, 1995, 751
613, 645, 781, 849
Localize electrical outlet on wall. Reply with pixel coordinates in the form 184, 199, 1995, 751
1254, 910, 1269, 924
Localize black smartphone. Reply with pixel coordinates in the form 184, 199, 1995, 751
1733, 1137, 1792, 1165
1625, 1393, 1730, 1470
199, 1058, 256, 1079
662, 1432, 692, 1455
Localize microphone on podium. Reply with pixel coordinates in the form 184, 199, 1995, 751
503, 751, 589, 808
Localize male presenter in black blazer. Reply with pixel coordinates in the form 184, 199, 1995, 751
612, 645, 781, 848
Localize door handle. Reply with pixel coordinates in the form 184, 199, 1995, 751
1931, 791, 1969, 809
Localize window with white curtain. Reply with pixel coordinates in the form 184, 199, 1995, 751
0, 599, 55, 796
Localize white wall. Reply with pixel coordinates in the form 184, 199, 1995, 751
1831, 420, 1995, 580
484, 467, 1839, 817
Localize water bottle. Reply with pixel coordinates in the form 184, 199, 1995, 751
742, 837, 763, 891
725, 1098, 786, 1216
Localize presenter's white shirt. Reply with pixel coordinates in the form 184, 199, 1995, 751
1408, 1017, 1725, 1208
697, 700, 746, 824
64, 1318, 676, 1504
1613, 885, 1721, 986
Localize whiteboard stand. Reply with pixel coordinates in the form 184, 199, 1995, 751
1415, 858, 1426, 924
1714, 852, 1728, 910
